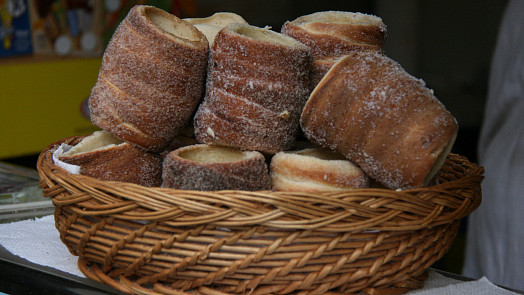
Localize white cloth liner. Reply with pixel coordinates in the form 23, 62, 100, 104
52, 143, 81, 175
0, 215, 520, 294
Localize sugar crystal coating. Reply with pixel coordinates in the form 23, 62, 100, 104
194, 23, 312, 154
301, 51, 458, 189
89, 5, 209, 152
60, 132, 162, 187
162, 144, 271, 191
281, 11, 386, 87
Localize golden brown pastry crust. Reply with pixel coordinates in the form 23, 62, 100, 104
300, 51, 458, 189
208, 69, 308, 114
59, 131, 162, 187
281, 11, 386, 58
184, 12, 248, 45
89, 78, 171, 150
89, 5, 208, 152
270, 148, 369, 192
195, 88, 299, 153
162, 144, 271, 191
184, 12, 248, 27
281, 11, 386, 86
193, 23, 312, 154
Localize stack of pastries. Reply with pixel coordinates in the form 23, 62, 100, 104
58, 5, 458, 192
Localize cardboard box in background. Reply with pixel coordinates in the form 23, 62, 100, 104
0, 0, 33, 58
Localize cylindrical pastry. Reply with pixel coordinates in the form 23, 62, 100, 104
184, 12, 248, 45
270, 148, 369, 192
300, 51, 458, 189
162, 144, 271, 191
59, 131, 162, 187
193, 23, 312, 154
281, 11, 386, 85
88, 5, 209, 152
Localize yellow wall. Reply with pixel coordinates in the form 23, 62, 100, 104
0, 58, 102, 158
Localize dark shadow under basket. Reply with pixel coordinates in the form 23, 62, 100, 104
37, 136, 483, 295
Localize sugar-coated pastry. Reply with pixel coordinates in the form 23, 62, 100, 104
281, 11, 386, 85
89, 5, 209, 152
59, 131, 162, 187
162, 144, 271, 191
300, 51, 458, 189
184, 12, 248, 45
281, 11, 386, 58
193, 23, 312, 154
270, 148, 369, 192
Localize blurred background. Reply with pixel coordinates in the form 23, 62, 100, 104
0, 0, 510, 274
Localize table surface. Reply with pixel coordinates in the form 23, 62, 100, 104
0, 244, 124, 294
3, 242, 523, 295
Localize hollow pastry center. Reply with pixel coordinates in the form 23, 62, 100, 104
179, 146, 245, 163
231, 25, 298, 46
298, 12, 383, 26
146, 9, 201, 42
184, 12, 246, 27
63, 131, 124, 156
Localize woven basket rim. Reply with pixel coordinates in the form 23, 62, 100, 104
37, 136, 484, 232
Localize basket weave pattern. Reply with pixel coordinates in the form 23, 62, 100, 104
37, 137, 483, 295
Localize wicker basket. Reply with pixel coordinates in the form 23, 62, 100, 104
37, 136, 483, 295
